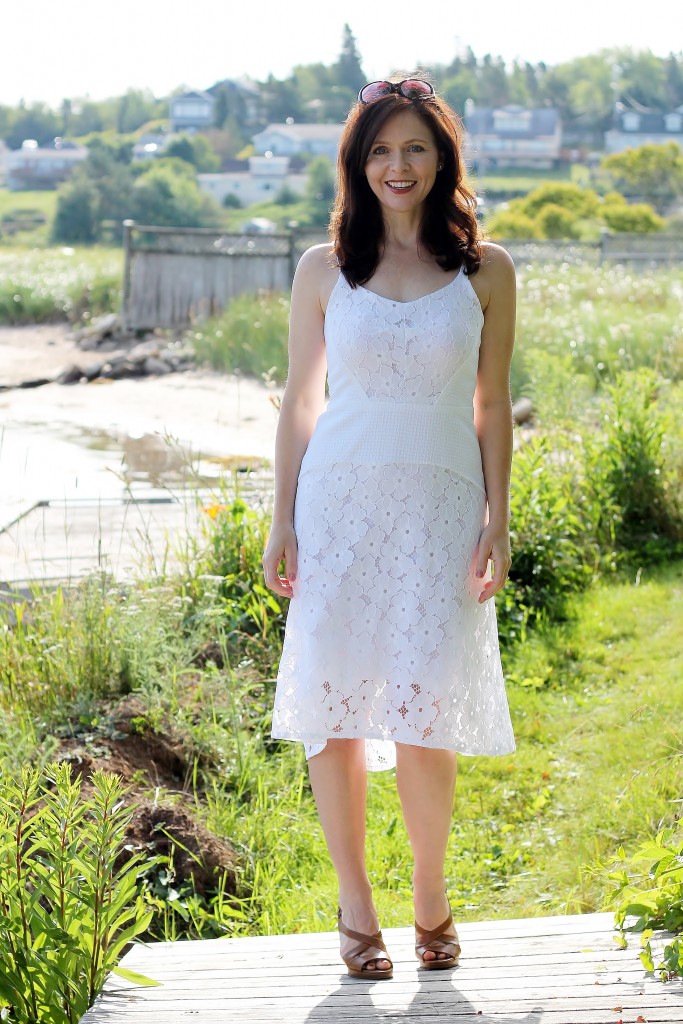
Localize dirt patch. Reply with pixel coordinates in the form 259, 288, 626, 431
54, 695, 238, 896
124, 800, 238, 896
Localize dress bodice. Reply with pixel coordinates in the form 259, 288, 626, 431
298, 267, 486, 493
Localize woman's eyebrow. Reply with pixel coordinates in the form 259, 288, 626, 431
371, 137, 431, 145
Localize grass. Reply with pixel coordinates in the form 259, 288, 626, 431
2, 480, 679, 942
185, 262, 683, 399
0, 188, 58, 220
197, 558, 683, 934
0, 244, 123, 323
512, 263, 683, 396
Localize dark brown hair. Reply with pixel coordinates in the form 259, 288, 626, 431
329, 85, 483, 286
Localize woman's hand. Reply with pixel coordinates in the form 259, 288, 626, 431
474, 522, 511, 604
262, 521, 298, 598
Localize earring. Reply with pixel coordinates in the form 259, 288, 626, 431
437, 163, 443, 171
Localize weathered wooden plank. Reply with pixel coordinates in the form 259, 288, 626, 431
79, 912, 682, 1024
123, 911, 625, 952
119, 933, 653, 966
80, 1006, 683, 1024
108, 963, 650, 985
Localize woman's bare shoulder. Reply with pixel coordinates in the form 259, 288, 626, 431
294, 243, 340, 308
478, 240, 516, 278
296, 242, 338, 277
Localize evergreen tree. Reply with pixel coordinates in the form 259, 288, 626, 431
335, 24, 365, 94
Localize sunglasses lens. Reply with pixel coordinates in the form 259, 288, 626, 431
359, 81, 392, 103
400, 80, 434, 99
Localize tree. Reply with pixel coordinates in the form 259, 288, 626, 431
601, 142, 683, 212
602, 201, 664, 232
664, 52, 683, 109
478, 54, 509, 108
115, 88, 162, 134
518, 182, 600, 220
165, 133, 221, 172
305, 156, 336, 225
131, 164, 223, 227
4, 103, 61, 148
51, 174, 100, 243
442, 71, 478, 115
335, 24, 365, 95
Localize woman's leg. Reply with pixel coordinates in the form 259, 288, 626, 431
307, 738, 391, 971
395, 743, 458, 961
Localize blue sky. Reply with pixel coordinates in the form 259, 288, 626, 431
2, 0, 679, 109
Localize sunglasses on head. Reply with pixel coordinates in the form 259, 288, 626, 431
358, 79, 435, 104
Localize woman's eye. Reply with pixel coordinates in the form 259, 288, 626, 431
372, 146, 388, 155
408, 145, 425, 152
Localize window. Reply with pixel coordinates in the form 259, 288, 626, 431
174, 101, 209, 119
492, 110, 531, 132
665, 113, 682, 132
623, 112, 640, 131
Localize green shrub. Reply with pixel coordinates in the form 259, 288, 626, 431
501, 434, 598, 641
189, 290, 290, 379
534, 203, 579, 239
0, 762, 158, 1023
0, 575, 194, 726
191, 495, 286, 668
603, 202, 665, 233
518, 181, 600, 220
593, 826, 683, 981
484, 209, 541, 240
583, 369, 683, 560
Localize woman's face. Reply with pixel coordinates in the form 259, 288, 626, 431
364, 107, 441, 214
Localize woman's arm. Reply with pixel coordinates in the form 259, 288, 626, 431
472, 243, 517, 603
263, 245, 329, 596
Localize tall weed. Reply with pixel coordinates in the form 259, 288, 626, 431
0, 763, 158, 1024
591, 826, 683, 981
583, 369, 683, 561
189, 290, 290, 380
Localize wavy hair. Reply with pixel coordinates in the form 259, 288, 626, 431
329, 81, 483, 286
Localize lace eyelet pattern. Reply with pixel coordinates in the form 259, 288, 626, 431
270, 268, 516, 771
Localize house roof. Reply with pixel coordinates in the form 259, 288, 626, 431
465, 105, 559, 138
611, 101, 683, 132
255, 123, 343, 141
207, 77, 260, 98
171, 89, 214, 104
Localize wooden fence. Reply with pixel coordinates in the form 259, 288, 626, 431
121, 221, 326, 331
120, 221, 683, 331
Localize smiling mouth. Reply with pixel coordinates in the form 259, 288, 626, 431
386, 180, 417, 193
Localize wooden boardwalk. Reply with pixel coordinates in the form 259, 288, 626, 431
80, 911, 682, 1023
0, 495, 208, 594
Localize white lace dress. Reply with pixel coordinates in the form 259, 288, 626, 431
270, 266, 516, 771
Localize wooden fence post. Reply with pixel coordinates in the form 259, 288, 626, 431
121, 219, 135, 333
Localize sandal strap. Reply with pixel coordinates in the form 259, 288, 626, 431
338, 908, 390, 968
414, 910, 460, 955
414, 910, 454, 947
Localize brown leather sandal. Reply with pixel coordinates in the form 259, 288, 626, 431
337, 907, 393, 979
414, 906, 461, 970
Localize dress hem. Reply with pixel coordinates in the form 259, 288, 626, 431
270, 729, 516, 760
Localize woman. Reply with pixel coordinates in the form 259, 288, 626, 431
263, 76, 517, 979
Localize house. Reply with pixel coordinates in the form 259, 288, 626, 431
5, 138, 88, 191
605, 102, 683, 154
206, 77, 262, 131
252, 123, 343, 163
0, 139, 9, 185
198, 154, 307, 207
463, 103, 562, 170
169, 89, 215, 133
